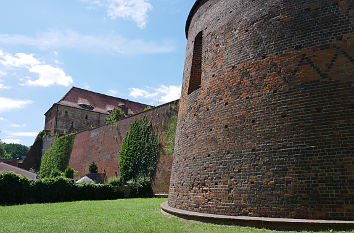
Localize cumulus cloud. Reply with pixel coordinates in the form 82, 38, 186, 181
8, 132, 38, 137
129, 84, 181, 104
1, 138, 21, 144
0, 30, 174, 55
0, 97, 32, 113
0, 52, 40, 68
82, 0, 152, 28
0, 50, 73, 87
27, 65, 73, 87
0, 117, 5, 121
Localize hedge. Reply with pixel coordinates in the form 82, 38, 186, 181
0, 172, 153, 205
0, 172, 123, 205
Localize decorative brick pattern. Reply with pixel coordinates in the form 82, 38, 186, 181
168, 0, 354, 220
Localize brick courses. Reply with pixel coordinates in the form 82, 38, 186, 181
69, 100, 179, 194
168, 0, 354, 220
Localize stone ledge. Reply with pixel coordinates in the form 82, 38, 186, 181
160, 202, 354, 231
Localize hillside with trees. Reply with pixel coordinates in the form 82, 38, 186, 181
0, 140, 29, 159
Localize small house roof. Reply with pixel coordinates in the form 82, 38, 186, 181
0, 162, 37, 179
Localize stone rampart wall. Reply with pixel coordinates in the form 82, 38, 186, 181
69, 100, 179, 194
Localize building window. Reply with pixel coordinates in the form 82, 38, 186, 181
188, 31, 203, 94
64, 111, 68, 116
85, 115, 88, 120
78, 103, 94, 110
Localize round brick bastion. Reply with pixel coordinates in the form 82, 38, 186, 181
165, 0, 354, 228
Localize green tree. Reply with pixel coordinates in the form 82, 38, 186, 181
0, 145, 5, 158
119, 117, 159, 182
105, 107, 125, 124
1, 143, 29, 159
64, 167, 75, 179
39, 134, 75, 178
89, 161, 98, 173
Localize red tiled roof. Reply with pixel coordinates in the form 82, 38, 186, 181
0, 162, 37, 179
54, 87, 149, 115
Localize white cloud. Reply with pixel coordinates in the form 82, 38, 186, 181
0, 83, 10, 89
2, 138, 21, 144
0, 97, 32, 113
0, 70, 6, 76
82, 0, 152, 29
9, 132, 38, 137
0, 30, 174, 55
129, 85, 180, 104
0, 117, 5, 121
26, 65, 73, 87
107, 89, 118, 95
10, 123, 27, 128
0, 50, 73, 87
0, 52, 40, 68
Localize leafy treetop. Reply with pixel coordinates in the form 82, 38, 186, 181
105, 107, 125, 125
119, 116, 159, 182
89, 161, 98, 173
0, 143, 29, 159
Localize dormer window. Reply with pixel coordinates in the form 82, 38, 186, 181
107, 109, 113, 114
78, 103, 94, 110
118, 104, 128, 115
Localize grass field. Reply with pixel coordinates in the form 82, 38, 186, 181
0, 198, 351, 233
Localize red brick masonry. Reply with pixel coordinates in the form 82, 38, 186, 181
168, 0, 354, 220
161, 202, 354, 231
69, 100, 179, 193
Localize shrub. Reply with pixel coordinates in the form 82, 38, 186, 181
30, 177, 76, 203
119, 117, 159, 182
39, 134, 75, 178
89, 161, 98, 173
64, 167, 75, 179
127, 176, 153, 198
0, 171, 124, 205
0, 172, 31, 204
50, 169, 64, 178
107, 176, 123, 186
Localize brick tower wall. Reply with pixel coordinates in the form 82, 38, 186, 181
168, 0, 354, 220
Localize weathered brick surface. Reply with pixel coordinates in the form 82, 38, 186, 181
69, 100, 179, 193
168, 0, 354, 220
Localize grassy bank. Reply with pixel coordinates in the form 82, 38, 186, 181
0, 198, 350, 233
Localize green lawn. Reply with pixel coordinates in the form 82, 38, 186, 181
0, 198, 351, 233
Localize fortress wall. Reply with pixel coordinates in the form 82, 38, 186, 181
168, 0, 354, 220
69, 100, 179, 193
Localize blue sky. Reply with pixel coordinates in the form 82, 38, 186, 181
0, 0, 194, 146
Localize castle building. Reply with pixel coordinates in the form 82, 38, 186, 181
44, 87, 149, 135
167, 0, 354, 221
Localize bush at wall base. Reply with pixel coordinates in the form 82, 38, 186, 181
0, 171, 136, 205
